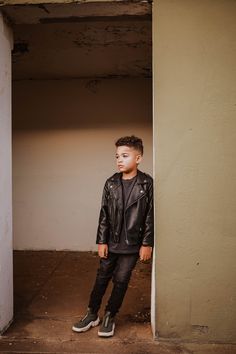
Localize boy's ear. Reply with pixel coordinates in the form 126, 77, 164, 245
136, 154, 142, 164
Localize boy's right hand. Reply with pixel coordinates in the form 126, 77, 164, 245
98, 244, 108, 258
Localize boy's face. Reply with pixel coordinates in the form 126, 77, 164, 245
115, 145, 142, 174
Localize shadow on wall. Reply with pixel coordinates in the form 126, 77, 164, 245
12, 78, 152, 130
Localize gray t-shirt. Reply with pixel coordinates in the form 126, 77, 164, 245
108, 174, 140, 254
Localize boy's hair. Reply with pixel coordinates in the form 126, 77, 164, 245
115, 135, 143, 155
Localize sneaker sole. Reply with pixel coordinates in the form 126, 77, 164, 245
72, 317, 100, 333
98, 323, 115, 337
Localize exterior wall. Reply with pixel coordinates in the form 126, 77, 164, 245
153, 0, 236, 342
0, 13, 13, 334
13, 78, 153, 250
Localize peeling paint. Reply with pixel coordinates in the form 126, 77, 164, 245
11, 18, 151, 79
8, 3, 151, 79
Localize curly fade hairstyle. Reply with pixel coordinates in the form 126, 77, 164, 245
115, 135, 143, 155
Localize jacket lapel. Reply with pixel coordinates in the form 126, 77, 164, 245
125, 170, 147, 210
110, 169, 148, 211
110, 173, 123, 210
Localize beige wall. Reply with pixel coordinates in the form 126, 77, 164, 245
153, 0, 236, 342
13, 78, 153, 250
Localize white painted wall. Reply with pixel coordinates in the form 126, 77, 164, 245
12, 78, 153, 250
0, 13, 13, 334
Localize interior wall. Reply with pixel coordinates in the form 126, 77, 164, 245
0, 13, 14, 333
153, 0, 236, 342
12, 77, 152, 250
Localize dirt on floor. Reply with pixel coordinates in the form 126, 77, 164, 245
0, 251, 235, 354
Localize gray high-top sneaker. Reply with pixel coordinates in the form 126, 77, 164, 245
72, 307, 100, 332
98, 311, 115, 337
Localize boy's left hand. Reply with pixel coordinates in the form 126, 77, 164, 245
139, 246, 152, 262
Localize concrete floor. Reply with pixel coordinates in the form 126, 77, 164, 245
0, 251, 235, 354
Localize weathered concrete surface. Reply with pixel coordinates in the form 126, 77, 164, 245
10, 19, 151, 80
0, 251, 235, 354
0, 0, 152, 8
1, 1, 152, 80
0, 2, 151, 22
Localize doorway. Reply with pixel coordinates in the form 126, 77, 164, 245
0, 0, 155, 341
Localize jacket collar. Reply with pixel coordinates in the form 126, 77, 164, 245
110, 169, 148, 210
110, 169, 148, 186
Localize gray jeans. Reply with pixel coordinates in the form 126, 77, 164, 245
88, 252, 139, 316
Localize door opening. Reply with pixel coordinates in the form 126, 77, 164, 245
0, 0, 156, 341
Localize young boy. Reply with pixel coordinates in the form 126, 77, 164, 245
72, 135, 154, 337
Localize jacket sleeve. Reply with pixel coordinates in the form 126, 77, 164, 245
142, 178, 154, 247
96, 180, 110, 244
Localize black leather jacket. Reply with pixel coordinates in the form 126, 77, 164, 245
96, 169, 154, 247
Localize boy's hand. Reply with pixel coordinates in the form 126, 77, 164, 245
98, 244, 108, 258
139, 246, 152, 262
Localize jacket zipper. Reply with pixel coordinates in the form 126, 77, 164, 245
123, 187, 146, 245
124, 209, 130, 245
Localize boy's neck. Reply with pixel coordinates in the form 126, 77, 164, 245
122, 169, 138, 180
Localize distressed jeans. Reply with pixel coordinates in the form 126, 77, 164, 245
88, 252, 139, 317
